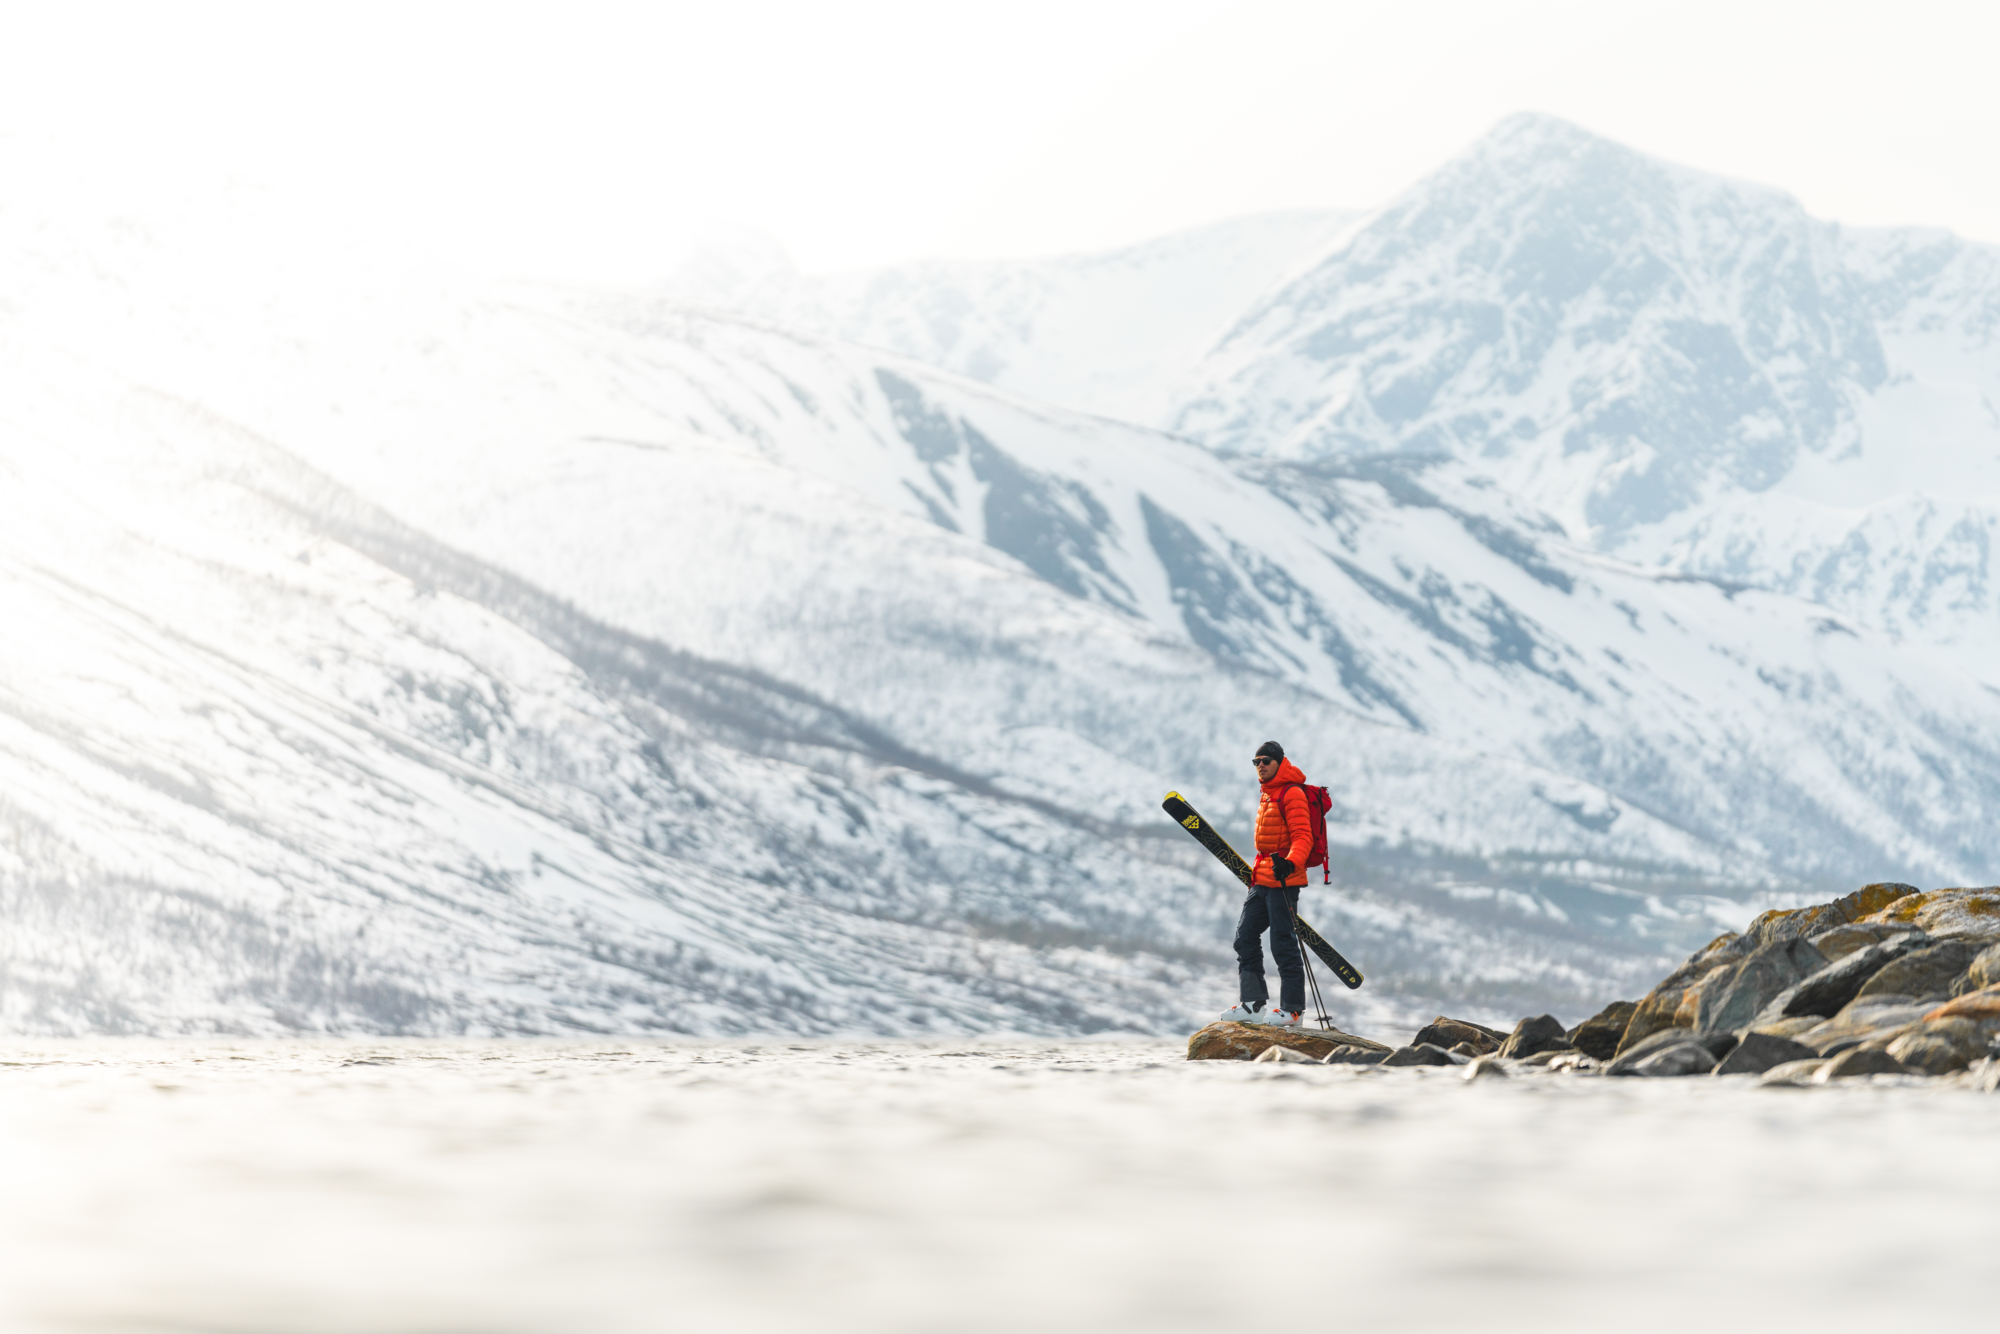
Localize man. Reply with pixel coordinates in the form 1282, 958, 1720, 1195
1218, 740, 1312, 1027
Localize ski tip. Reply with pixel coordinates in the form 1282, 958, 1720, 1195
1163, 790, 1183, 803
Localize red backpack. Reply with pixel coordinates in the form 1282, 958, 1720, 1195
1277, 782, 1333, 883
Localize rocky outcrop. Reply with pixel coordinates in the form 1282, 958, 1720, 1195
1498, 1014, 1571, 1059
1615, 883, 1919, 1057
1184, 883, 2000, 1088
1187, 1022, 1389, 1062
1566, 1001, 1636, 1059
1411, 1017, 1506, 1055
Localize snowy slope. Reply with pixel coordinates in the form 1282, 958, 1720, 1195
668, 210, 1358, 424
3, 178, 1996, 1038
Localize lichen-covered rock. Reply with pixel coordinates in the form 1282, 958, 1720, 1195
1923, 983, 2000, 1023
1806, 921, 1922, 961
1854, 940, 1988, 1002
1713, 1031, 1817, 1076
1817, 1047, 1908, 1080
1617, 933, 1746, 1055
1694, 936, 1828, 1036
1321, 1044, 1389, 1066
1755, 933, 1929, 1025
1186, 1022, 1389, 1062
1499, 1014, 1571, 1059
1951, 943, 2000, 997
1410, 1017, 1506, 1055
1380, 1043, 1460, 1068
1566, 1000, 1636, 1059
1747, 1015, 1824, 1041
1858, 887, 2000, 936
1617, 885, 1920, 1058
1797, 998, 1935, 1056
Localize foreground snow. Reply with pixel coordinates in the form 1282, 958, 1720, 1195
0, 1040, 1987, 1332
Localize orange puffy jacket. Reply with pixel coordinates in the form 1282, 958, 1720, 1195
1252, 758, 1314, 888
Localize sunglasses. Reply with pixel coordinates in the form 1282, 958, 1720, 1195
1252, 757, 1279, 766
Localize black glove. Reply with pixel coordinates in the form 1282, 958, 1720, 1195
1270, 856, 1296, 884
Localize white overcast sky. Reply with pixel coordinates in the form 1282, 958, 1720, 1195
2, 0, 1996, 279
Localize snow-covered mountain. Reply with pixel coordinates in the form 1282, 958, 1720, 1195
6, 123, 2000, 1039
739, 116, 2000, 687
670, 209, 1357, 426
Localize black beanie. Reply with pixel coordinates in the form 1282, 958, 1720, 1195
1255, 740, 1284, 762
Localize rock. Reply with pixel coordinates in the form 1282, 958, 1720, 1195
1815, 1047, 1908, 1080
1462, 1054, 1510, 1081
1616, 932, 1748, 1055
1410, 1017, 1507, 1055
1627, 1043, 1717, 1077
1449, 1042, 1482, 1058
1606, 1027, 1710, 1076
1797, 998, 1936, 1056
1757, 1058, 1830, 1087
1518, 1049, 1567, 1067
1187, 1022, 1391, 1062
1380, 1043, 1461, 1068
1884, 1031, 1970, 1076
1712, 1031, 1818, 1076
1253, 1044, 1322, 1064
1858, 886, 2000, 936
1499, 1014, 1571, 1059
1971, 1057, 2000, 1093
1923, 982, 2000, 1023
1854, 940, 1988, 1002
1694, 935, 1828, 1036
1566, 1000, 1637, 1060
1952, 943, 2000, 997
1754, 933, 1930, 1024
1321, 1044, 1390, 1066
1545, 1052, 1601, 1074
1806, 921, 1922, 961
1616, 886, 1918, 1058
1746, 1015, 1825, 1041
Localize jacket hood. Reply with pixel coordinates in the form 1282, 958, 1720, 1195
1261, 757, 1306, 790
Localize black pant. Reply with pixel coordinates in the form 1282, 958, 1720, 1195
1234, 886, 1304, 1013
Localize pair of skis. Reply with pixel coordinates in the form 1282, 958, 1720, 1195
1162, 791, 1364, 997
